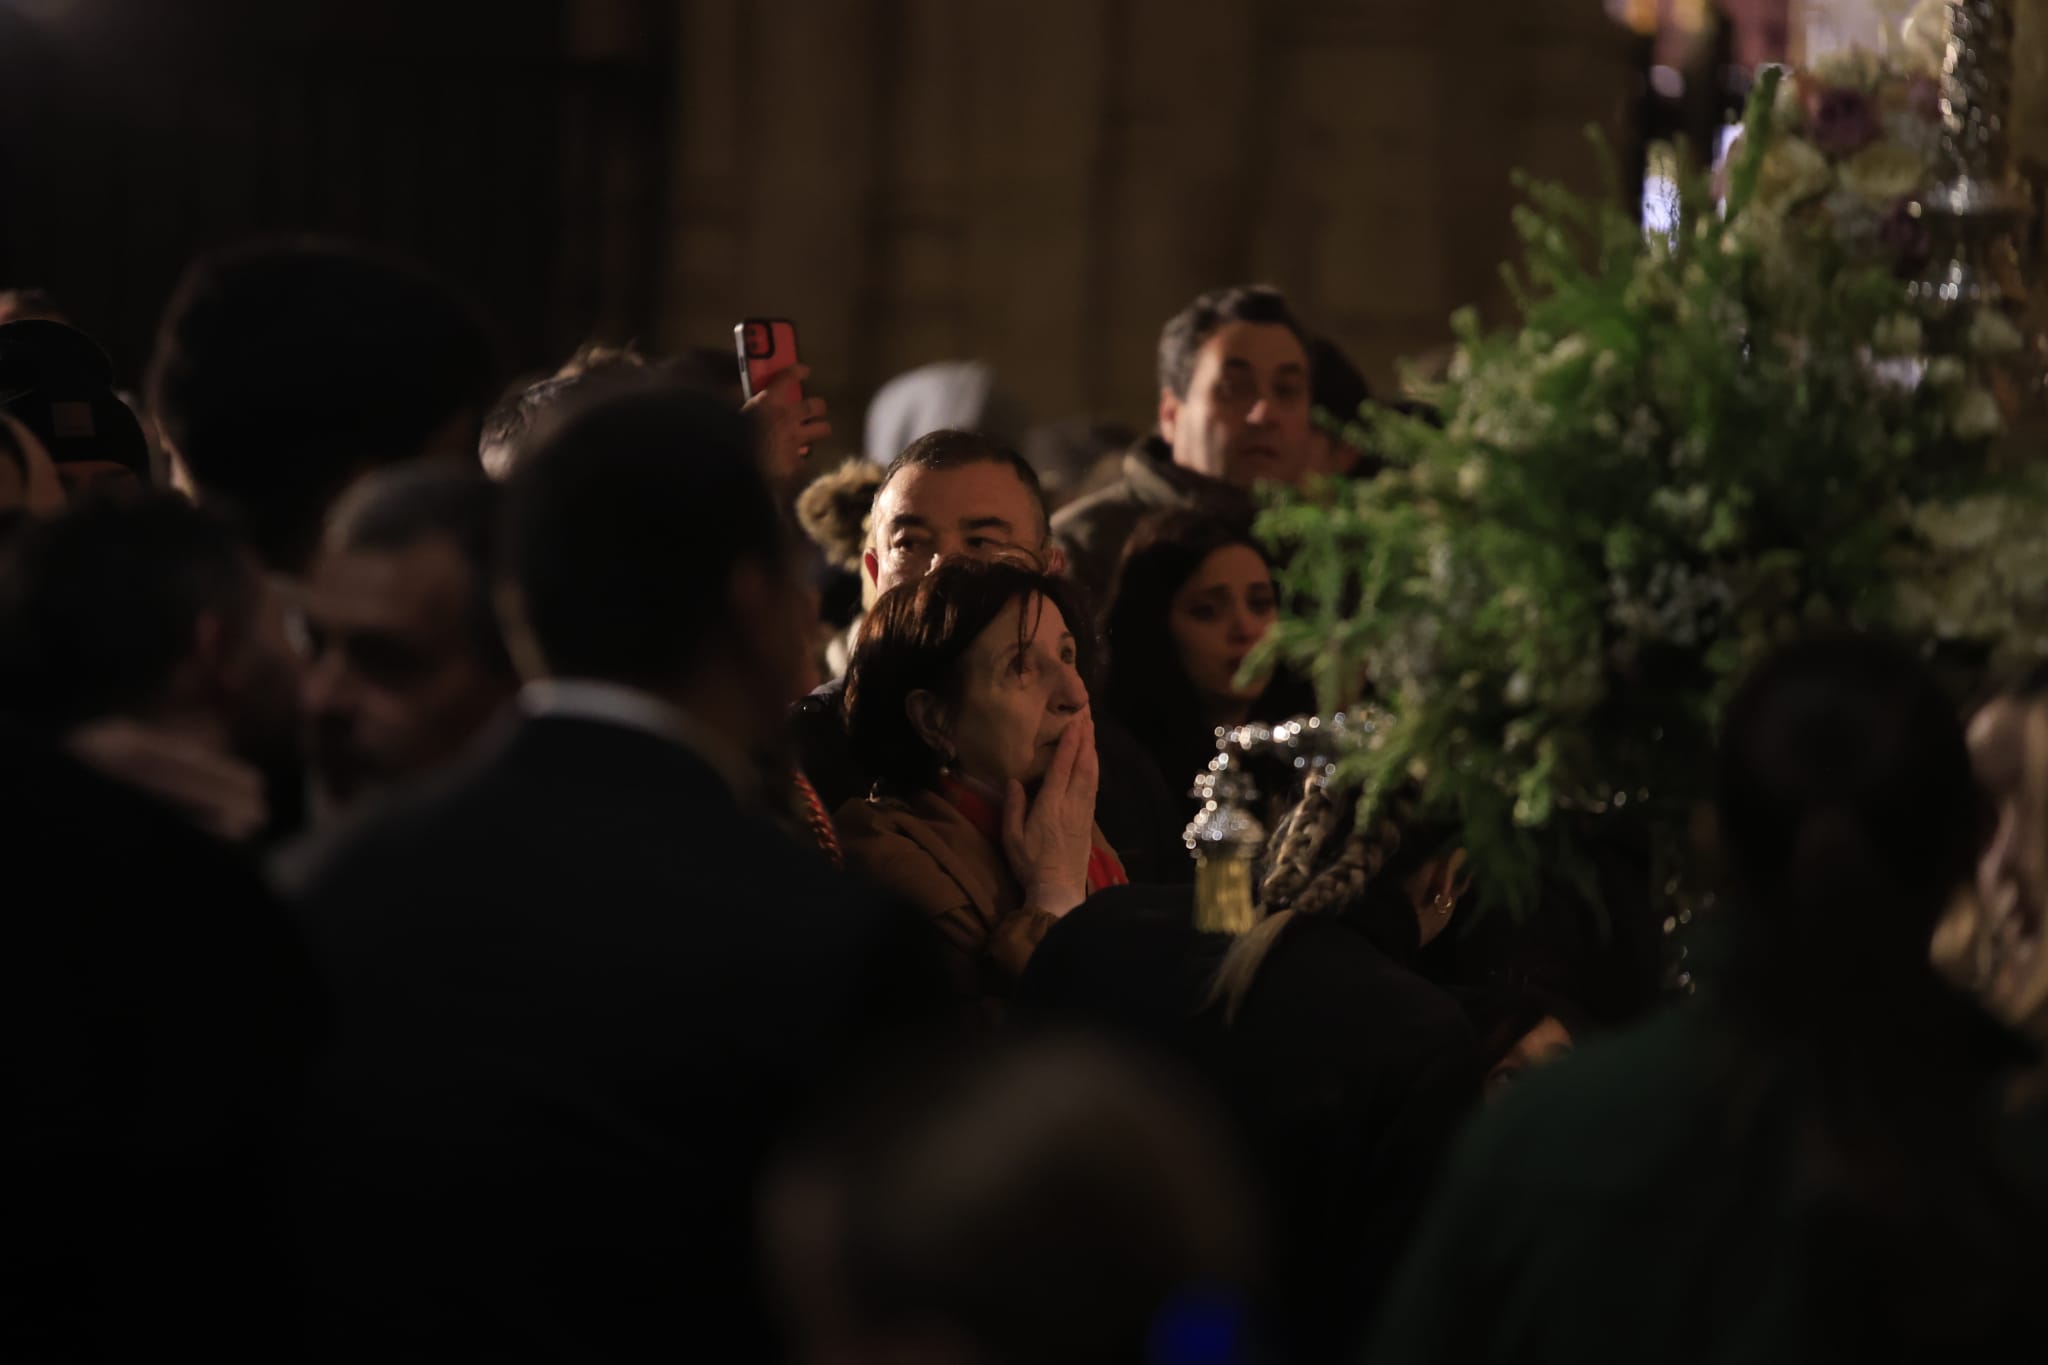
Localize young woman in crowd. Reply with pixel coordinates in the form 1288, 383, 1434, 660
836, 559, 1126, 1022
1370, 634, 2048, 1363
1102, 511, 1314, 814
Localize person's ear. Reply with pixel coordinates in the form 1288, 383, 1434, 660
863, 545, 881, 591
905, 688, 953, 763
1042, 540, 1068, 578
1157, 386, 1182, 441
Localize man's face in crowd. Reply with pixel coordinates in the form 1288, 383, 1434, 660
301, 535, 512, 809
1160, 321, 1313, 490
863, 460, 1055, 598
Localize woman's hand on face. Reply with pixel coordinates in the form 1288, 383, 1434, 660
1002, 709, 1098, 919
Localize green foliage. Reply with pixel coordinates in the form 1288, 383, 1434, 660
1256, 68, 2016, 917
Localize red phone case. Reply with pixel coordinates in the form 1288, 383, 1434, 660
735, 318, 801, 404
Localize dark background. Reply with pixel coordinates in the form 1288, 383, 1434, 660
0, 0, 669, 386
1, 1, 1810, 438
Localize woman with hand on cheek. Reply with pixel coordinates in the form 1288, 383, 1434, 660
837, 559, 1125, 1023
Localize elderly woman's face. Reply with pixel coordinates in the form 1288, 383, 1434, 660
923, 593, 1089, 788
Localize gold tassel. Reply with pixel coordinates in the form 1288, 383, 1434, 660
1193, 849, 1262, 936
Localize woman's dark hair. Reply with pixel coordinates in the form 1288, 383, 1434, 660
845, 558, 1095, 796
1102, 510, 1313, 802
1709, 648, 2048, 1357
1717, 632, 1986, 1023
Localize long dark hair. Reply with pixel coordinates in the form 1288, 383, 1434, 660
1709, 633, 2043, 1356
1717, 632, 1988, 1034
1101, 511, 1313, 804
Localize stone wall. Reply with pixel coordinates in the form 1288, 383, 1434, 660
653, 0, 1639, 441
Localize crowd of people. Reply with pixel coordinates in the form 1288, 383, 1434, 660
2, 244, 2046, 1365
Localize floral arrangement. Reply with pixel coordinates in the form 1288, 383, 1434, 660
1256, 63, 2048, 919
1737, 11, 2030, 441
1742, 44, 1947, 270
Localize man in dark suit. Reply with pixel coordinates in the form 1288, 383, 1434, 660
287, 383, 943, 1364
0, 727, 320, 1364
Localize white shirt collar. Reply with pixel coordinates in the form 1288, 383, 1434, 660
519, 679, 758, 800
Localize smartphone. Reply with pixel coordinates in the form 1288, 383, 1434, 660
735, 318, 802, 405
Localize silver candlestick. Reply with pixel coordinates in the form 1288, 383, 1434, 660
1908, 0, 2033, 319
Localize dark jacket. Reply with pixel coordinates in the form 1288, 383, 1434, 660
1050, 437, 1252, 604
286, 713, 944, 1365
1016, 885, 1478, 1362
1368, 996, 2048, 1365
793, 674, 1191, 885
1203, 909, 1478, 1362
0, 728, 320, 1364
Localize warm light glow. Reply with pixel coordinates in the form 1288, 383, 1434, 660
1607, 0, 1663, 34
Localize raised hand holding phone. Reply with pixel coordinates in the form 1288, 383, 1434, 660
736, 318, 830, 483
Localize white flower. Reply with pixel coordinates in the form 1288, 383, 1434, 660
1457, 460, 1488, 495
1838, 140, 1928, 203
1650, 484, 1712, 531
1544, 335, 1590, 371
1503, 671, 1533, 707
1912, 495, 2009, 552
1591, 411, 1621, 439
1899, 0, 1950, 77
1771, 73, 1806, 133
1620, 406, 1662, 460
1754, 136, 1834, 215
1881, 108, 1944, 162
1811, 45, 1884, 93
1952, 386, 2004, 441
1926, 355, 1968, 389
1593, 350, 1620, 383
1428, 542, 1455, 589
1872, 313, 1924, 355
1968, 308, 2025, 357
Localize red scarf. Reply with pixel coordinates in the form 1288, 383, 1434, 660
938, 776, 1128, 895
792, 768, 843, 868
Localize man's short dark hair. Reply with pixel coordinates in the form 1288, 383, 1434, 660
875, 429, 1052, 545
1156, 285, 1313, 398
0, 494, 259, 733
501, 381, 785, 690
1309, 335, 1372, 433
147, 239, 498, 573
326, 462, 514, 681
